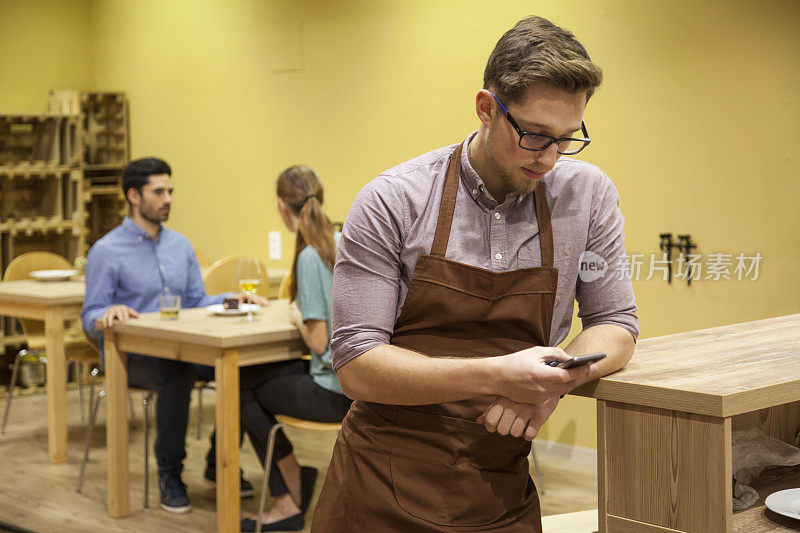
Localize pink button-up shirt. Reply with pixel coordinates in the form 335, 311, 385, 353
331, 132, 638, 370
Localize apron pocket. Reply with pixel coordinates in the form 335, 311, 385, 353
389, 408, 529, 527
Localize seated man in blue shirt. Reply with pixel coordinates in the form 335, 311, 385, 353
81, 157, 255, 513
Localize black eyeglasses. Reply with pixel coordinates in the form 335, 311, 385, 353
489, 92, 591, 155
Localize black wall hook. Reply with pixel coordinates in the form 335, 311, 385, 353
676, 234, 697, 286
659, 233, 676, 284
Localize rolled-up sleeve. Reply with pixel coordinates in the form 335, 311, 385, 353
331, 177, 406, 370
575, 173, 639, 340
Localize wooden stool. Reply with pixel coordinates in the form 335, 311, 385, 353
255, 415, 342, 533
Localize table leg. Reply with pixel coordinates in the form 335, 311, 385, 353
44, 307, 67, 463
597, 400, 608, 533
216, 349, 240, 532
106, 331, 130, 517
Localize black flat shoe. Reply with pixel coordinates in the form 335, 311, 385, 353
240, 513, 304, 532
299, 466, 319, 513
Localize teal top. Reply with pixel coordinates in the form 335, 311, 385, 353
296, 231, 343, 395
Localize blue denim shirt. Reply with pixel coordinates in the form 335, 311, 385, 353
81, 217, 224, 357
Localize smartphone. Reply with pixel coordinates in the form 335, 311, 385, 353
557, 352, 606, 369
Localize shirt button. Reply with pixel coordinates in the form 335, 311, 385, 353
160, 264, 166, 271
472, 189, 478, 195
495, 253, 502, 260
494, 212, 501, 219
138, 236, 143, 241
164, 287, 170, 293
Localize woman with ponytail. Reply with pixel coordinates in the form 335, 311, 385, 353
239, 165, 350, 533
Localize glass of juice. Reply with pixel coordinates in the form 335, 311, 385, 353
159, 294, 181, 320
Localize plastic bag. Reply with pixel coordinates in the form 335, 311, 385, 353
732, 428, 800, 485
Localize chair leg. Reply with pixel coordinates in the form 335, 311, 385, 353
88, 367, 98, 422
129, 394, 138, 429
77, 389, 106, 493
196, 385, 203, 440
256, 423, 284, 533
143, 392, 153, 509
76, 362, 86, 422
530, 445, 545, 495
1, 350, 24, 435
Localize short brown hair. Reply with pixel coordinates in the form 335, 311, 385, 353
483, 16, 603, 104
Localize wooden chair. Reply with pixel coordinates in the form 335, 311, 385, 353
203, 254, 268, 295
76, 336, 154, 507
1, 252, 99, 434
255, 415, 342, 533
76, 367, 155, 507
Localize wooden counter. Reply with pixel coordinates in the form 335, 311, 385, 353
572, 313, 800, 533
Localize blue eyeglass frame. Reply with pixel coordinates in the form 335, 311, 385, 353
489, 91, 591, 155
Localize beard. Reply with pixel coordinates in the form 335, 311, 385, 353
139, 203, 169, 224
486, 135, 539, 197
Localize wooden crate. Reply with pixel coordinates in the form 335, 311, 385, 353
0, 114, 82, 168
0, 171, 63, 224
81, 169, 126, 252
49, 90, 129, 169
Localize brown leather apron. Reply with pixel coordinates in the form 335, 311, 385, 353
312, 143, 558, 532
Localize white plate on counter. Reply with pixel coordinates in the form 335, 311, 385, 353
207, 303, 260, 316
765, 488, 800, 520
29, 269, 81, 281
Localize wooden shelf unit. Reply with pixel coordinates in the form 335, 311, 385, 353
0, 90, 130, 349
0, 112, 85, 348
49, 90, 130, 254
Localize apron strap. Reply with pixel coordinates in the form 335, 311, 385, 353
534, 180, 554, 269
430, 141, 555, 269
429, 144, 462, 258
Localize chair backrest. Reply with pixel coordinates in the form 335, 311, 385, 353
278, 270, 292, 300
203, 255, 268, 295
3, 252, 72, 281
3, 252, 73, 341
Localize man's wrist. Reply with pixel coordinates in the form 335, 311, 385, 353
472, 356, 505, 397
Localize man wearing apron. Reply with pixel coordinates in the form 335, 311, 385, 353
313, 16, 638, 532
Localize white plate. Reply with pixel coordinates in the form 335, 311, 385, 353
207, 303, 260, 316
29, 269, 81, 281
765, 488, 800, 520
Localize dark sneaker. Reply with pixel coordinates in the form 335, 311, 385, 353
159, 474, 191, 514
203, 465, 255, 498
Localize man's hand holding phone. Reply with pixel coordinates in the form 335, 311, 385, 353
479, 350, 607, 439
497, 347, 601, 405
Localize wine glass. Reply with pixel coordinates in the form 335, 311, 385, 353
237, 257, 262, 322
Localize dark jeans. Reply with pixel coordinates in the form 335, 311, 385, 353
207, 359, 352, 497
127, 353, 197, 478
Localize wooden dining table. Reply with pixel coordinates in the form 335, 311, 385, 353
0, 278, 85, 463
0, 267, 286, 465
103, 300, 306, 532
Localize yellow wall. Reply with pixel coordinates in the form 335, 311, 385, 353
3, 0, 798, 449
0, 0, 94, 111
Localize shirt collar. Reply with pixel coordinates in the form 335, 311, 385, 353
121, 216, 163, 242
460, 131, 529, 210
